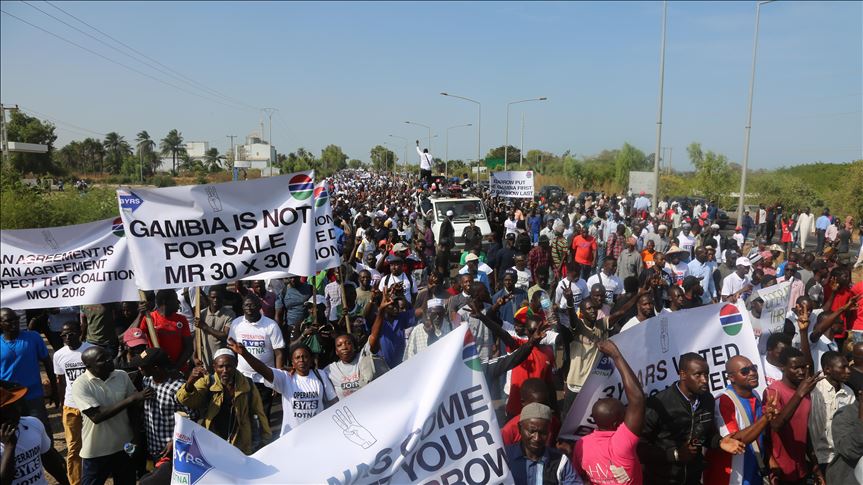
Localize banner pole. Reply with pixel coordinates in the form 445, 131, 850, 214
194, 287, 203, 362
138, 289, 160, 348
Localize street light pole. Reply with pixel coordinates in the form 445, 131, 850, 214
445, 123, 472, 179
520, 112, 525, 167
737, 0, 775, 227
505, 97, 547, 171
441, 93, 482, 183
652, 1, 667, 207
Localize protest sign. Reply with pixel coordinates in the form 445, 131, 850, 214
170, 325, 511, 485
118, 173, 318, 290
489, 171, 534, 198
313, 180, 341, 272
560, 303, 764, 440
0, 218, 138, 310
754, 281, 792, 353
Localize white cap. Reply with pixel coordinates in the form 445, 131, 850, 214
428, 298, 444, 309
657, 224, 668, 231
710, 224, 720, 229
446, 210, 454, 217
465, 253, 479, 263
213, 349, 236, 361
735, 257, 752, 267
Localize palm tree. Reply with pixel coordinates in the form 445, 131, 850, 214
81, 138, 104, 174
159, 129, 184, 174
203, 147, 224, 171
136, 130, 156, 178
103, 132, 132, 174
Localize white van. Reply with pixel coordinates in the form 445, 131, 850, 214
418, 196, 492, 249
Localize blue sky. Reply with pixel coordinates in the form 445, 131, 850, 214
1, 1, 860, 170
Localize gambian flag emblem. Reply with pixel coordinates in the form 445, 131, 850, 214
111, 217, 124, 237
462, 329, 482, 371
719, 304, 743, 336
288, 174, 314, 200
314, 185, 329, 208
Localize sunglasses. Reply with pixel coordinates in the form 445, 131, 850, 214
737, 364, 759, 376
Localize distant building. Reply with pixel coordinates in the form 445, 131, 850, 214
234, 134, 278, 175
184, 141, 209, 160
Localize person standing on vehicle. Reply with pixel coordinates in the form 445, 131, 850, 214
416, 140, 433, 186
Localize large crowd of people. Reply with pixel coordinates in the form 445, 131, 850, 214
2, 167, 863, 485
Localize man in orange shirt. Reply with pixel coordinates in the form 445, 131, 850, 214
139, 289, 193, 369
571, 224, 597, 281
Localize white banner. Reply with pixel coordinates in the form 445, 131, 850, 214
754, 281, 792, 353
313, 181, 341, 272
118, 173, 318, 290
560, 303, 764, 440
170, 325, 512, 484
0, 218, 138, 310
490, 171, 534, 198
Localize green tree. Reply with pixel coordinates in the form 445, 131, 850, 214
320, 144, 348, 175
369, 145, 397, 171
159, 129, 184, 175
55, 141, 84, 172
5, 111, 58, 174
203, 147, 224, 172
103, 132, 132, 174
613, 142, 649, 188
750, 173, 818, 212
281, 147, 316, 174
81, 138, 104, 174
687, 142, 733, 206
485, 145, 521, 168
136, 130, 158, 177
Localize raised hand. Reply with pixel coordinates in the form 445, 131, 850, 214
796, 371, 825, 397
597, 339, 622, 359
186, 360, 207, 385
226, 337, 246, 356
0, 422, 18, 445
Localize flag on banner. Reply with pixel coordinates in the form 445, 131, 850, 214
560, 303, 764, 440
170, 325, 511, 484
117, 173, 318, 290
0, 218, 138, 309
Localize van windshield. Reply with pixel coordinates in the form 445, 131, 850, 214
435, 200, 487, 222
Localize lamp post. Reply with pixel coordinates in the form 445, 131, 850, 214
405, 120, 432, 155
441, 92, 481, 183
652, 1, 667, 208
445, 123, 472, 178
736, 0, 776, 227
505, 97, 547, 171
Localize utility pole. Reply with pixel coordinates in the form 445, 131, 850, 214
227, 135, 237, 180
261, 108, 278, 170
652, 0, 668, 207
0, 104, 20, 169
520, 112, 525, 167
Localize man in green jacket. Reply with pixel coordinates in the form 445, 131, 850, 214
176, 349, 270, 455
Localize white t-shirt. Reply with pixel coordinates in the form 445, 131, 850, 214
762, 358, 783, 387
268, 368, 336, 436
721, 272, 751, 298
619, 315, 643, 333
325, 346, 366, 400
0, 417, 51, 485
554, 278, 589, 326
52, 342, 95, 409
504, 219, 518, 236
677, 232, 695, 255
378, 272, 415, 302
809, 334, 838, 373
513, 267, 532, 291
586, 272, 623, 305
667, 261, 690, 286
228, 315, 285, 383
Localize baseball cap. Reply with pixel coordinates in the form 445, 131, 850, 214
123, 327, 149, 348
735, 257, 752, 267
392, 242, 408, 253
446, 210, 454, 217
0, 382, 28, 408
465, 253, 479, 263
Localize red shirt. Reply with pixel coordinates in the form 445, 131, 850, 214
851, 281, 863, 331
765, 380, 811, 481
505, 336, 555, 417
500, 413, 561, 447
572, 235, 597, 266
830, 287, 853, 337
139, 311, 190, 364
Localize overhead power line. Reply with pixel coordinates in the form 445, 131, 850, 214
0, 9, 252, 112
17, 105, 107, 137
42, 1, 260, 111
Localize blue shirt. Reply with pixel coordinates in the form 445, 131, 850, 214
0, 331, 49, 398
506, 443, 581, 485
687, 258, 717, 303
528, 216, 542, 234
492, 288, 528, 325
815, 215, 831, 230
276, 283, 313, 327
372, 311, 416, 369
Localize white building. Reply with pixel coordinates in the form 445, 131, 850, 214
184, 141, 209, 160
234, 135, 277, 172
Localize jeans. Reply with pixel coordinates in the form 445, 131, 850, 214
82, 451, 135, 485
63, 406, 83, 485
816, 229, 826, 254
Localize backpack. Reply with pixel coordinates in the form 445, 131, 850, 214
357, 343, 389, 386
